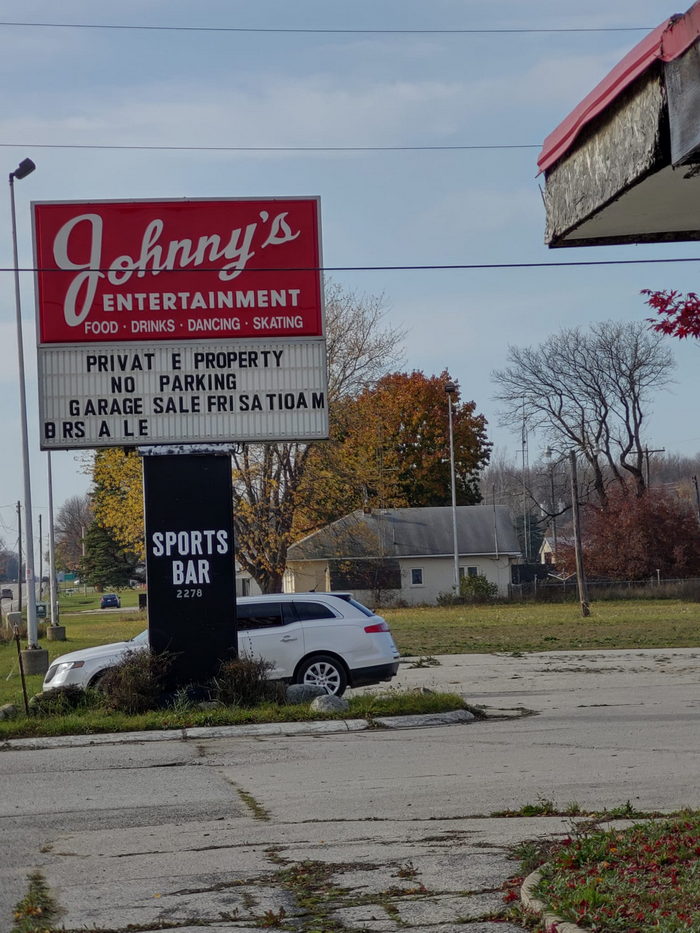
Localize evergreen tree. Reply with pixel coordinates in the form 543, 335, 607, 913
79, 522, 137, 590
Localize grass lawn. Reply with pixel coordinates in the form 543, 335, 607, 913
384, 599, 700, 656
1, 596, 699, 713
1, 607, 145, 709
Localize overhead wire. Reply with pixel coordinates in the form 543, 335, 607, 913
3, 257, 700, 274
0, 142, 542, 152
0, 21, 652, 35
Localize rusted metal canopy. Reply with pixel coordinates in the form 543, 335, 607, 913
540, 2, 700, 247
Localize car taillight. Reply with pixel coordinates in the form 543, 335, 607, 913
364, 621, 389, 633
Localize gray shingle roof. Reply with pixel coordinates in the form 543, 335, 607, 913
288, 506, 521, 561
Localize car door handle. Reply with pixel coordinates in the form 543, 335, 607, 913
280, 635, 298, 642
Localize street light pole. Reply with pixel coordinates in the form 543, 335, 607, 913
445, 381, 460, 592
47, 451, 60, 629
9, 158, 40, 649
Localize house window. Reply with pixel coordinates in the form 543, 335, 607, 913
459, 567, 478, 580
410, 568, 424, 586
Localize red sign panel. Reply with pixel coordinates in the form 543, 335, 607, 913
33, 197, 323, 344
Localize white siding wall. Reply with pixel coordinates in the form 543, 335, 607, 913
395, 556, 513, 605
283, 560, 328, 594
285, 556, 514, 605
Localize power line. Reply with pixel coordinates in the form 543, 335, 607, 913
0, 142, 541, 153
4, 257, 700, 275
0, 21, 652, 36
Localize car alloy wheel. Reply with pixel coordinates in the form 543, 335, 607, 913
296, 654, 348, 697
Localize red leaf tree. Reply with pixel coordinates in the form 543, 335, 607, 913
558, 486, 700, 581
643, 289, 700, 339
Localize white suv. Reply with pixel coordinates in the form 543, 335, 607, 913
43, 593, 400, 697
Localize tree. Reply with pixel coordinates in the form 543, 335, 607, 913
54, 495, 94, 571
644, 289, 700, 340
231, 283, 406, 592
557, 487, 700, 581
91, 448, 146, 557
492, 321, 675, 503
0, 539, 19, 583
295, 370, 491, 531
79, 521, 138, 589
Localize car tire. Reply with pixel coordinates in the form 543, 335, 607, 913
88, 670, 110, 692
295, 654, 348, 697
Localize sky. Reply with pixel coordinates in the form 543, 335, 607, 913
2, 0, 700, 555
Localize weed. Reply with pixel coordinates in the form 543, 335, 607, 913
492, 796, 558, 818
255, 906, 287, 928
235, 787, 271, 822
12, 872, 58, 933
211, 657, 285, 707
99, 649, 174, 713
602, 799, 645, 820
408, 656, 441, 668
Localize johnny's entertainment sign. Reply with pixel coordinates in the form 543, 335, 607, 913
32, 197, 323, 342
31, 196, 328, 450
38, 338, 327, 448
144, 454, 237, 688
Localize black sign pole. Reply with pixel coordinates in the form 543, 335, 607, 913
143, 452, 237, 693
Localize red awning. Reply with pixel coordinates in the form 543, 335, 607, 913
538, 2, 700, 173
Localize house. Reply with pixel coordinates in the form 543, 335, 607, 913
235, 563, 262, 598
284, 506, 522, 606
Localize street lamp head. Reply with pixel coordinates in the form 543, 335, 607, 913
11, 158, 36, 181
444, 380, 457, 396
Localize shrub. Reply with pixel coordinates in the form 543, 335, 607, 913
211, 657, 285, 707
437, 573, 499, 605
29, 685, 101, 716
99, 649, 174, 714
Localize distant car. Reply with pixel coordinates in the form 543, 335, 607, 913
100, 593, 121, 609
43, 592, 400, 697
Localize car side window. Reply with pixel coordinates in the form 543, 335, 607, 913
292, 601, 338, 621
236, 602, 291, 630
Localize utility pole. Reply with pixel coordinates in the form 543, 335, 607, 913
16, 501, 22, 613
644, 447, 665, 488
693, 475, 700, 522
569, 450, 590, 617
445, 381, 460, 592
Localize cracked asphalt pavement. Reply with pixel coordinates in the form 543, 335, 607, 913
1, 647, 699, 931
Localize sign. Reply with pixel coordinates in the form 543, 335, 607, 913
38, 338, 328, 449
144, 453, 237, 689
32, 197, 323, 343
32, 196, 329, 449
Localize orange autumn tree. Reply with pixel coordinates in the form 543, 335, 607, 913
295, 370, 491, 534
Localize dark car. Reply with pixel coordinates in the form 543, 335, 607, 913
100, 593, 121, 609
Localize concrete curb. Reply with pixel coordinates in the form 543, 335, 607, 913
521, 868, 588, 933
374, 709, 476, 728
0, 718, 370, 751
0, 703, 527, 752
